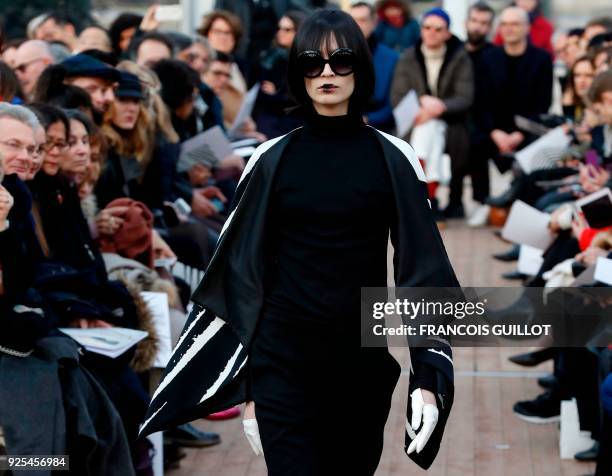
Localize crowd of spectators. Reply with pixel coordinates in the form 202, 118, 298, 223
0, 0, 612, 475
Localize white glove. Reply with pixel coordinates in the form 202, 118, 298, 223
242, 418, 263, 456
407, 388, 439, 454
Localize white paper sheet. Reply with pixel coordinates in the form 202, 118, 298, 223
517, 245, 544, 276
514, 127, 571, 173
393, 89, 419, 138
141, 292, 173, 368
59, 327, 148, 359
594, 257, 612, 286
501, 200, 554, 250
178, 125, 233, 171
228, 83, 261, 139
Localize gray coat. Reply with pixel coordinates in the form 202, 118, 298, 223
391, 35, 474, 167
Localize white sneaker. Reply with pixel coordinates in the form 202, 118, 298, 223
467, 204, 490, 227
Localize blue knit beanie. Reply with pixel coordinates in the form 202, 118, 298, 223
422, 7, 451, 28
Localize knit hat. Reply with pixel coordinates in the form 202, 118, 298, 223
422, 7, 451, 28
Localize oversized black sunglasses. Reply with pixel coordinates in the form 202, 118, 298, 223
296, 48, 355, 78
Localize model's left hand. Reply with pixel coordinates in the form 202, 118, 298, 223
407, 388, 439, 454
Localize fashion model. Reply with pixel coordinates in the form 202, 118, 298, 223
140, 9, 459, 475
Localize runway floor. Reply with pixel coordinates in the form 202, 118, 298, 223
168, 219, 597, 476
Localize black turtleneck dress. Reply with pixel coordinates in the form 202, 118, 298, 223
249, 111, 403, 475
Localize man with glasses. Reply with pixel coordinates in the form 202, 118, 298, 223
0, 103, 40, 182
13, 40, 55, 100
203, 52, 233, 97
480, 7, 553, 208
391, 7, 474, 221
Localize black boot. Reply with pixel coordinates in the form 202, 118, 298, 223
430, 197, 446, 223
575, 442, 599, 462
493, 244, 520, 262
509, 348, 556, 367
442, 202, 465, 219
485, 178, 523, 208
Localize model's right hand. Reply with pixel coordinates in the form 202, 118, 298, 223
243, 401, 263, 456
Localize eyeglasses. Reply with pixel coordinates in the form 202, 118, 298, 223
422, 24, 446, 33
0, 139, 37, 156
499, 21, 524, 27
297, 48, 355, 78
14, 57, 46, 74
43, 139, 69, 152
209, 27, 234, 37
278, 26, 295, 33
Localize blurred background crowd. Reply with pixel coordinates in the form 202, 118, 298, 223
1, 0, 612, 475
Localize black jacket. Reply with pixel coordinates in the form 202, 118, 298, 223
139, 126, 460, 469
477, 43, 553, 135
0, 336, 135, 476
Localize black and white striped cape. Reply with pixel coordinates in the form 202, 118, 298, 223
139, 126, 459, 470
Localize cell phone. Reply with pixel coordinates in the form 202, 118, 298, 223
575, 187, 612, 228
154, 5, 182, 22
584, 150, 601, 168
210, 198, 224, 213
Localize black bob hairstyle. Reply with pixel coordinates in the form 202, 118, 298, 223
287, 9, 374, 114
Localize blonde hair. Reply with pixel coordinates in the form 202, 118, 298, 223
102, 99, 153, 165
116, 60, 180, 144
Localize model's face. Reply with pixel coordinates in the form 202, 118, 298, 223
304, 36, 355, 116
573, 60, 595, 98
42, 121, 67, 176
63, 119, 90, 176
466, 10, 493, 43
112, 97, 140, 130
421, 16, 450, 50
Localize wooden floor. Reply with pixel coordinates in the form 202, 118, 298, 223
167, 219, 596, 476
